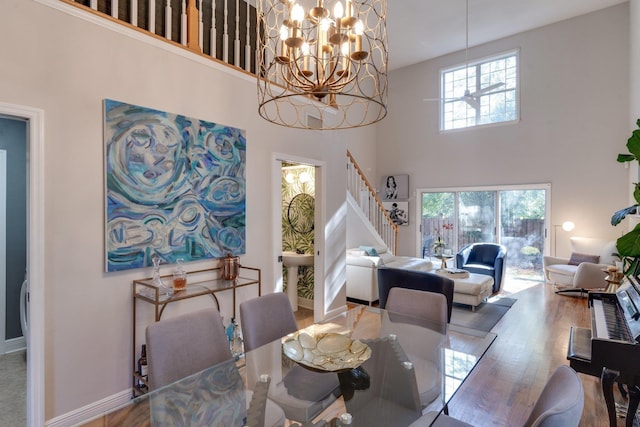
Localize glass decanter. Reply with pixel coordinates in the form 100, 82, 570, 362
151, 255, 172, 297
172, 258, 187, 291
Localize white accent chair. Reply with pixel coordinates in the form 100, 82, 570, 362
543, 237, 616, 294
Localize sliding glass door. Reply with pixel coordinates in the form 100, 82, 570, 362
419, 184, 549, 279
459, 191, 496, 247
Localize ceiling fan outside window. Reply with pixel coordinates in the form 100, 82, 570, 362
440, 51, 518, 130
438, 0, 504, 108
423, 0, 520, 131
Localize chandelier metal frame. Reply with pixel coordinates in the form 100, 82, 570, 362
257, 0, 388, 130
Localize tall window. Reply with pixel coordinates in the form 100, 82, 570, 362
441, 51, 518, 131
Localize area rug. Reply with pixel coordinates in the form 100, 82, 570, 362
449, 297, 516, 337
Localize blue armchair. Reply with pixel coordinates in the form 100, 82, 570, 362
456, 243, 507, 293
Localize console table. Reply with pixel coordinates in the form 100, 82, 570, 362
131, 265, 261, 396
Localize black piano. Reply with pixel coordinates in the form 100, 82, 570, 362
568, 277, 640, 427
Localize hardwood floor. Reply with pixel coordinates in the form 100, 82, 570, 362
297, 281, 620, 426
446, 283, 613, 426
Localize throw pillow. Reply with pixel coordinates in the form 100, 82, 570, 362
568, 252, 600, 266
359, 245, 379, 257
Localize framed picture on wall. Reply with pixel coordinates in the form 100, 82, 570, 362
103, 99, 247, 272
383, 201, 409, 226
381, 174, 409, 200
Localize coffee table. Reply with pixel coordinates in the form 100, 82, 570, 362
433, 254, 454, 269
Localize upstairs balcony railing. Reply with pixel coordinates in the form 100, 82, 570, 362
65, 0, 259, 73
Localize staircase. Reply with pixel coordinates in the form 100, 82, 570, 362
346, 151, 397, 254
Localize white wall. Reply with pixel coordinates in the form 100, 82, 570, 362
377, 4, 631, 258
0, 0, 369, 421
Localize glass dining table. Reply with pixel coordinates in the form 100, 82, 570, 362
84, 305, 496, 427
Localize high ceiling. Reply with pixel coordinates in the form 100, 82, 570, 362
387, 0, 628, 71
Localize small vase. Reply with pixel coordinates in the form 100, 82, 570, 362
222, 254, 240, 280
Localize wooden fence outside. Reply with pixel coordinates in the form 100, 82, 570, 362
422, 217, 545, 263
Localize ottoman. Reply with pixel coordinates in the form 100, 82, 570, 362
436, 272, 494, 311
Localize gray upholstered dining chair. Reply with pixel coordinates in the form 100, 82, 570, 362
409, 365, 584, 427
377, 267, 454, 322
521, 365, 584, 427
145, 307, 286, 427
239, 292, 340, 424
384, 287, 448, 408
386, 287, 448, 334
339, 337, 423, 426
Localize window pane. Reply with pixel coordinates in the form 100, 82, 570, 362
440, 52, 518, 131
500, 189, 545, 281
459, 191, 496, 245
421, 192, 455, 257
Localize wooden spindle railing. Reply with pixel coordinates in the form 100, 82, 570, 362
346, 151, 398, 254
63, 0, 258, 74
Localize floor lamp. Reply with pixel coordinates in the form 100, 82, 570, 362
553, 220, 575, 256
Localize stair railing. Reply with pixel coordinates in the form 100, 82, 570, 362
347, 151, 398, 254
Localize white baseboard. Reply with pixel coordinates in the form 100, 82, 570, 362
324, 304, 348, 320
298, 297, 313, 310
297, 298, 348, 321
45, 389, 131, 427
5, 336, 26, 354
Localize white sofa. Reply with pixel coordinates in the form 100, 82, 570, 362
346, 246, 433, 304
543, 237, 616, 293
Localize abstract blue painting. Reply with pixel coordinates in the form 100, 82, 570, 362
104, 99, 246, 272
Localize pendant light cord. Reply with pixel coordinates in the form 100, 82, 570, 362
465, 0, 469, 93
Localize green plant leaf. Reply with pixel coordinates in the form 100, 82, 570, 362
622, 256, 640, 276
634, 183, 640, 205
611, 205, 639, 226
618, 154, 636, 163
628, 128, 640, 159
617, 223, 640, 257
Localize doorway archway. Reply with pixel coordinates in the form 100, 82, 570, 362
272, 153, 327, 322
0, 102, 45, 427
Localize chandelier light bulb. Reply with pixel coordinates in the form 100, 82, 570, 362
334, 1, 344, 19
320, 17, 331, 31
291, 3, 304, 23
